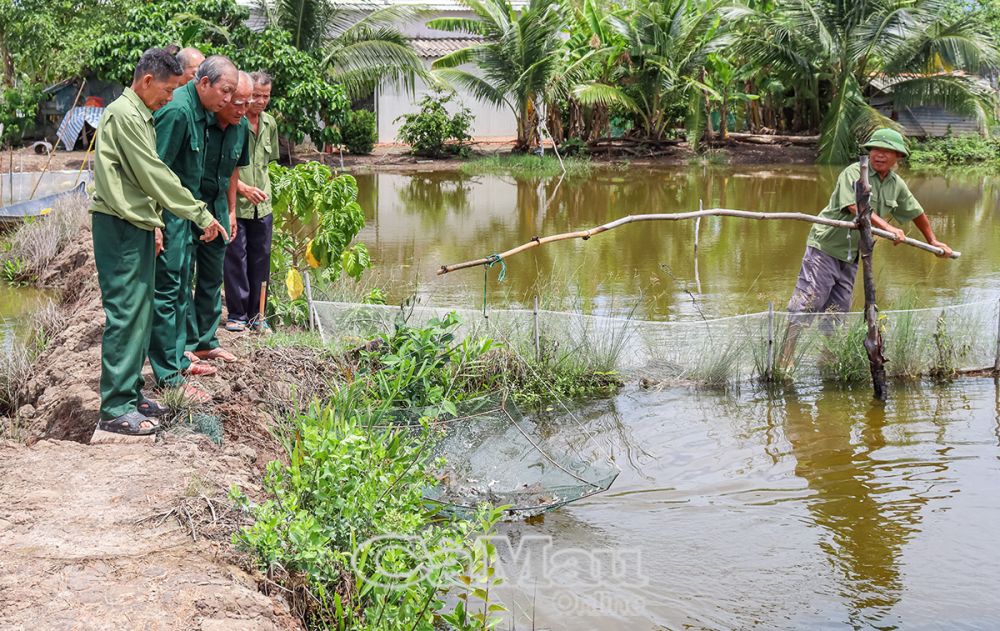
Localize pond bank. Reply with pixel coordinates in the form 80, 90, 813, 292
6, 137, 817, 178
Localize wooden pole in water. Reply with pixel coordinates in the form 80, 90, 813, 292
856, 156, 888, 401
533, 295, 541, 362
767, 301, 775, 381
993, 296, 1000, 373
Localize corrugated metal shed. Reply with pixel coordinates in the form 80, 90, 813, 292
869, 72, 991, 138
409, 38, 482, 58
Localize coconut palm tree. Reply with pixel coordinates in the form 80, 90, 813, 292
604, 0, 748, 142
740, 0, 998, 163
427, 0, 569, 152
257, 0, 428, 101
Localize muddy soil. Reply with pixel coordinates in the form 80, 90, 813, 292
0, 438, 299, 630
1, 224, 347, 629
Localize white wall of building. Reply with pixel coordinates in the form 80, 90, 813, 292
376, 60, 516, 143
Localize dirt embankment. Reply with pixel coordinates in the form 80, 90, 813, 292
0, 226, 351, 629
12, 137, 816, 177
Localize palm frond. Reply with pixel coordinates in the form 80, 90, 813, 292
433, 67, 511, 110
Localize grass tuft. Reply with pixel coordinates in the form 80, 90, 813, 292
460, 154, 593, 179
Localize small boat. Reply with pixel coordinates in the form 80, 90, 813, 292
0, 182, 87, 224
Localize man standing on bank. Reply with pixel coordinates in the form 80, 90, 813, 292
186, 71, 252, 362
225, 70, 279, 333
90, 48, 227, 435
787, 128, 953, 316
149, 55, 237, 403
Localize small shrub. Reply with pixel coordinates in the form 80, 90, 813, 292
342, 109, 377, 155
396, 89, 472, 158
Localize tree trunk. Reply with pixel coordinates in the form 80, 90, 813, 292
855, 156, 888, 401
701, 69, 714, 141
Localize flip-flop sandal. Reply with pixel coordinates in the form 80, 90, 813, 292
98, 410, 157, 436
225, 320, 247, 332
184, 362, 218, 376
194, 348, 237, 363
137, 398, 169, 417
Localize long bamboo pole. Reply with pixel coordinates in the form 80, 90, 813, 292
437, 207, 961, 275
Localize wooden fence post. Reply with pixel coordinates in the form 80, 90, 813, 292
856, 156, 888, 401
767, 301, 775, 381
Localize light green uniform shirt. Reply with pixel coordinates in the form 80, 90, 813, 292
90, 88, 213, 231
236, 111, 279, 220
807, 163, 924, 263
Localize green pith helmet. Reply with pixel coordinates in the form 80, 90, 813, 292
863, 128, 909, 157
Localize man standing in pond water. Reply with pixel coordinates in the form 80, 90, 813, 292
781, 129, 953, 362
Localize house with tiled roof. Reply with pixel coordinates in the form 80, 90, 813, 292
243, 0, 521, 143
360, 0, 522, 143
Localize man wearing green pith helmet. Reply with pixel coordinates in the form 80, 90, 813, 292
786, 128, 953, 316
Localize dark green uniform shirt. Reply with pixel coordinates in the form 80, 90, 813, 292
89, 88, 212, 231
201, 117, 250, 217
153, 80, 210, 198
807, 163, 924, 263
236, 111, 279, 219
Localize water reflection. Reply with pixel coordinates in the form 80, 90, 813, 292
355, 166, 1000, 319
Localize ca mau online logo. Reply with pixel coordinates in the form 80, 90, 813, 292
351, 533, 649, 592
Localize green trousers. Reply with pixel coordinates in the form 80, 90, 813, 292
186, 227, 228, 353
92, 212, 154, 420
149, 211, 193, 386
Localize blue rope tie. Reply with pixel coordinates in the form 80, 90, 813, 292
482, 253, 506, 318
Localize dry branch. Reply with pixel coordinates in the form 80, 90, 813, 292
437, 208, 961, 275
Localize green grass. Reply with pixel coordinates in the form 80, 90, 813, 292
460, 154, 593, 179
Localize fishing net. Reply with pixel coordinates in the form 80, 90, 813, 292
381, 394, 619, 515
312, 298, 1000, 385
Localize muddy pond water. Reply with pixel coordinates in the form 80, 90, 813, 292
354, 165, 1000, 628
493, 379, 1000, 629
352, 165, 1000, 318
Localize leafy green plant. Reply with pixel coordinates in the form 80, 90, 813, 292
342, 109, 377, 155
269, 162, 369, 300
358, 312, 496, 409
2, 257, 29, 286
396, 89, 472, 158
232, 393, 505, 630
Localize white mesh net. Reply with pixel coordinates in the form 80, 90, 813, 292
312, 298, 1000, 385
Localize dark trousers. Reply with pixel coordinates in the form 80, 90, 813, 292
224, 214, 273, 323
92, 212, 154, 420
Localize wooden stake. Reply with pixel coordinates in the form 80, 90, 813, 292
258, 281, 267, 324
856, 156, 887, 401
303, 270, 314, 331
994, 296, 1000, 373
533, 295, 541, 362
767, 301, 775, 381
438, 207, 961, 275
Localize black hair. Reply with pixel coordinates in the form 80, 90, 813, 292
133, 47, 184, 83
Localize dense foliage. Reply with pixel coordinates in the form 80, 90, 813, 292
908, 134, 1000, 167
396, 90, 473, 157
